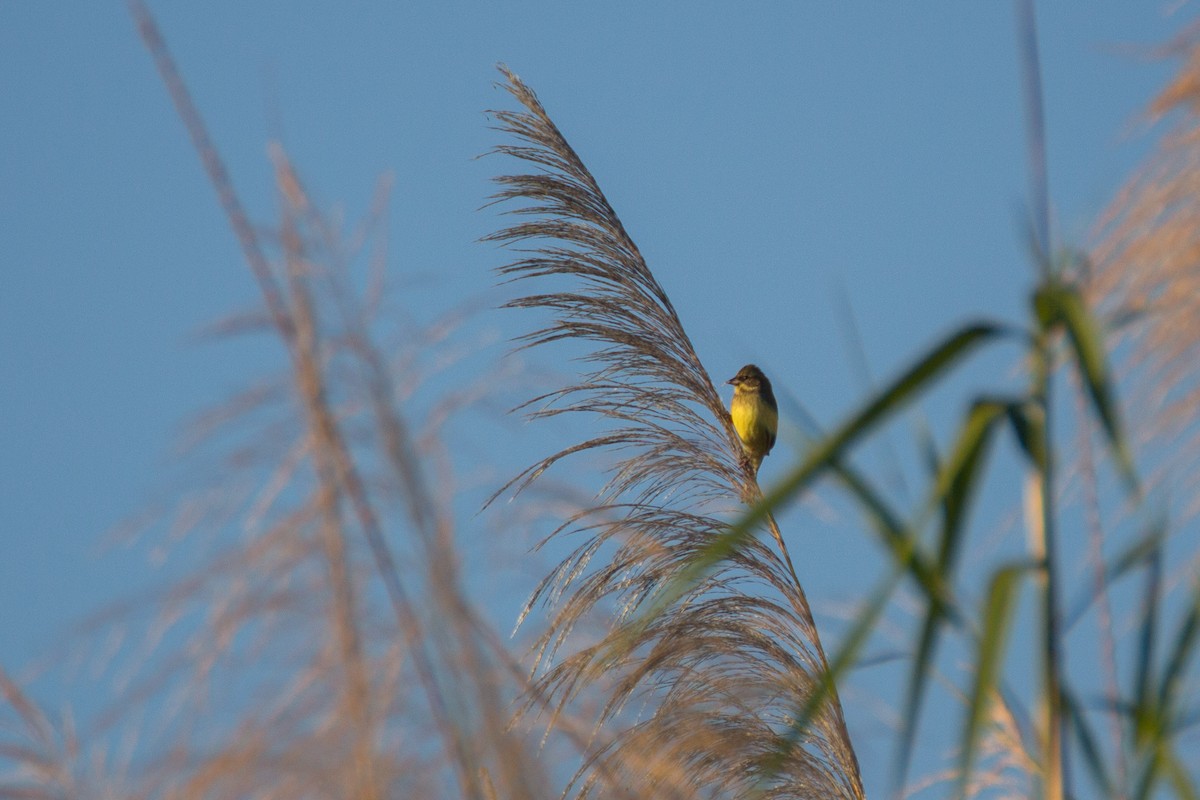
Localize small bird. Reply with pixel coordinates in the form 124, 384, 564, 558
727, 364, 778, 474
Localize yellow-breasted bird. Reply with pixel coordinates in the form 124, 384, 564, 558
727, 364, 778, 474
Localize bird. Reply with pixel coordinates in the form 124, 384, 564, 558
727, 364, 778, 474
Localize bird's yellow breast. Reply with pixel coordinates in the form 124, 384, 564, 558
730, 389, 777, 458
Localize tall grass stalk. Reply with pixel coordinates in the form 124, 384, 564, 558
1017, 4, 1066, 796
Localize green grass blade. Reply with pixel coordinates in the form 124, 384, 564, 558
1045, 283, 1138, 493
916, 414, 942, 478
894, 607, 943, 793
1131, 741, 1198, 800
958, 561, 1033, 799
1005, 399, 1046, 472
830, 455, 974, 799
830, 461, 951, 614
626, 322, 1013, 636
931, 399, 1006, 566
1133, 754, 1159, 800
754, 321, 1012, 535
1134, 545, 1163, 745
1062, 686, 1115, 798
1165, 747, 1200, 800
1065, 515, 1168, 628
896, 398, 1006, 790
1157, 582, 1200, 715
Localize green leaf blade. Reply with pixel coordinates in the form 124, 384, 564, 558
959, 562, 1033, 798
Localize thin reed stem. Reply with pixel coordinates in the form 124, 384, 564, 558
1031, 334, 1066, 800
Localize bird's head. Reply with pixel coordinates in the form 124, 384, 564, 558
727, 364, 768, 392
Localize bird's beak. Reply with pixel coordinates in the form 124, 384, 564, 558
726, 377, 736, 386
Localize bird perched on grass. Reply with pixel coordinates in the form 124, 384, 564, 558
727, 364, 778, 475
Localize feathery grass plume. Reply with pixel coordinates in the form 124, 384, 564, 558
42, 7, 570, 798
1082, 31, 1200, 799
0, 666, 94, 798
486, 66, 864, 799
1090, 30, 1200, 519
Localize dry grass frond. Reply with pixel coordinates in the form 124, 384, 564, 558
11, 8, 581, 799
1084, 48, 1200, 793
486, 67, 863, 798
0, 667, 91, 799
103, 145, 555, 799
1090, 28, 1200, 511
967, 690, 1039, 800
895, 686, 1036, 800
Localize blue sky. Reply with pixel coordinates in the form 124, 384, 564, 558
1, 2, 1193, 794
